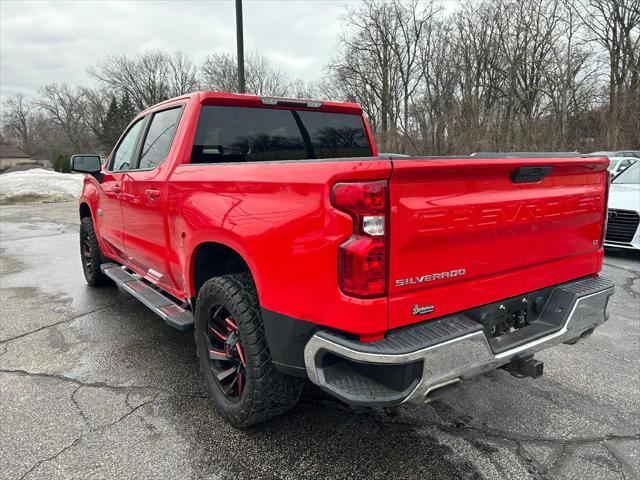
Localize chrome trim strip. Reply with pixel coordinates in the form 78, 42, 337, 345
604, 241, 639, 250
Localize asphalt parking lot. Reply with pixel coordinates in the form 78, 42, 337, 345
1, 201, 638, 480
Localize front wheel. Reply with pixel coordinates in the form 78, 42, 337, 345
79, 216, 112, 287
194, 273, 304, 427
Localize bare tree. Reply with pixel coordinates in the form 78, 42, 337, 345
35, 83, 94, 151
497, 0, 565, 147
329, 0, 402, 150
389, 0, 438, 148
2, 93, 37, 155
327, 0, 639, 154
544, 0, 600, 148
246, 52, 291, 96
200, 53, 239, 93
329, 0, 448, 152
89, 50, 198, 110
577, 0, 640, 105
575, 0, 640, 146
449, 1, 505, 150
200, 51, 291, 96
290, 79, 320, 99
167, 51, 200, 97
82, 88, 111, 141
90, 51, 166, 109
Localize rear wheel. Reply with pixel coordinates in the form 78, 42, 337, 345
79, 216, 111, 287
206, 304, 247, 400
195, 273, 304, 427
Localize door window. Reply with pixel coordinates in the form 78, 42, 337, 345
138, 107, 183, 170
109, 119, 144, 172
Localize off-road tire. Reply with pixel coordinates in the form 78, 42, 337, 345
79, 216, 112, 287
195, 273, 304, 427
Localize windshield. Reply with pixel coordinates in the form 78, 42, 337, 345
612, 162, 640, 184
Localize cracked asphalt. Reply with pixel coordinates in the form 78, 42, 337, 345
0, 201, 638, 480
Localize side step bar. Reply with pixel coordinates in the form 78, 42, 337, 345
101, 263, 194, 330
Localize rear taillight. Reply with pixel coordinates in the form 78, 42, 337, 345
331, 181, 388, 298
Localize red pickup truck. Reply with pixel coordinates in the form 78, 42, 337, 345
71, 91, 614, 427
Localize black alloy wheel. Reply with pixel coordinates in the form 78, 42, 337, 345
194, 273, 304, 427
81, 229, 93, 276
206, 304, 246, 399
79, 216, 112, 287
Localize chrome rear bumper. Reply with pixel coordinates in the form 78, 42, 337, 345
304, 276, 614, 406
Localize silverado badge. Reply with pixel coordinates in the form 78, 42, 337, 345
396, 268, 466, 287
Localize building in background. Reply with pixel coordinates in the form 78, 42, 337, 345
0, 143, 52, 172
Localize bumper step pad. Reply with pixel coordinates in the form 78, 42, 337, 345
101, 263, 193, 330
325, 315, 482, 355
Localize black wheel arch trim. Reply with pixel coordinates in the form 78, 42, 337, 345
261, 307, 321, 378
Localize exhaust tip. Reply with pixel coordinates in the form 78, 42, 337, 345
424, 378, 462, 403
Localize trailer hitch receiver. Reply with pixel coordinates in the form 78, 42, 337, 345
502, 355, 544, 379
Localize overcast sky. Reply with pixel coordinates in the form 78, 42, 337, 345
1, 0, 460, 104
0, 0, 351, 102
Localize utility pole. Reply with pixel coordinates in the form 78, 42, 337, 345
235, 0, 246, 93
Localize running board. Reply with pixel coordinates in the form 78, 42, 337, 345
101, 263, 194, 330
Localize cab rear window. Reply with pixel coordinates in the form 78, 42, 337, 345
191, 105, 372, 163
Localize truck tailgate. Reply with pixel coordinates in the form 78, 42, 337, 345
388, 156, 608, 330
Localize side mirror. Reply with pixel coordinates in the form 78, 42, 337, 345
70, 154, 102, 174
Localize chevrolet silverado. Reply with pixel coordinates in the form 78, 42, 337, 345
70, 91, 614, 427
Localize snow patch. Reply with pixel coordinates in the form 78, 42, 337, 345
0, 169, 84, 204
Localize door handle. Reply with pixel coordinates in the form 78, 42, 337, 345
145, 188, 161, 198
113, 184, 122, 194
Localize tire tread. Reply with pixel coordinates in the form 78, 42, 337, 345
195, 272, 303, 427
80, 216, 112, 287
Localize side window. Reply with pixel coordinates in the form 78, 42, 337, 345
138, 107, 183, 170
109, 119, 144, 172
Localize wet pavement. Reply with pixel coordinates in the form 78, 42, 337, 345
1, 201, 638, 480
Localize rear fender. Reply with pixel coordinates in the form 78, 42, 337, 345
170, 160, 392, 337
184, 232, 259, 300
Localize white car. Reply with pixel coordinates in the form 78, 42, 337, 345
586, 151, 638, 175
605, 161, 640, 250
607, 156, 638, 176
590, 150, 640, 158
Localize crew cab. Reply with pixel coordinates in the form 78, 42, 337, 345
71, 92, 614, 427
